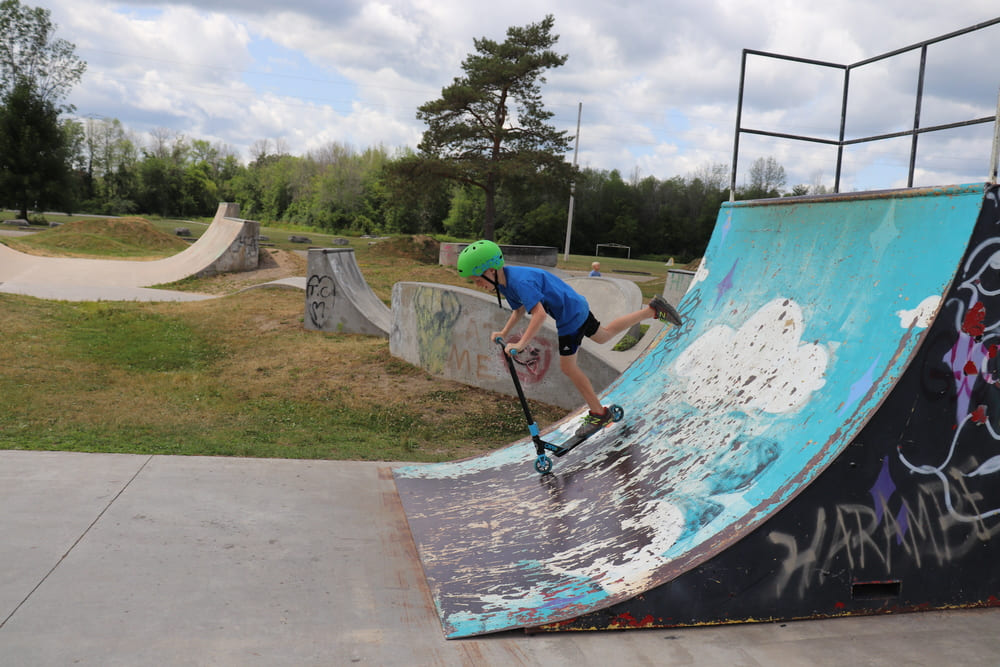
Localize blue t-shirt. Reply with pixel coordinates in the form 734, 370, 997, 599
499, 266, 590, 335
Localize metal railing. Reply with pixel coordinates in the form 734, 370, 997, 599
730, 16, 1000, 200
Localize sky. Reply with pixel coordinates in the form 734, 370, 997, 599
38, 0, 1000, 192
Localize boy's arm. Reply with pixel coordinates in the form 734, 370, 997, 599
493, 306, 525, 343
507, 303, 547, 354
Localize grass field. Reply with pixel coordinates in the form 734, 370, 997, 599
0, 215, 684, 461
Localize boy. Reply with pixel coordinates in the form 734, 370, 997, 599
457, 240, 682, 437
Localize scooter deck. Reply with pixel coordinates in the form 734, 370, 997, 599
540, 405, 625, 458
549, 433, 592, 457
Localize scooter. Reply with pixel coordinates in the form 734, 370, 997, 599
495, 337, 623, 474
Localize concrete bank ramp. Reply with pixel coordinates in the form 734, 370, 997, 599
0, 203, 259, 295
565, 275, 666, 370
393, 183, 997, 638
304, 248, 391, 337
389, 282, 621, 410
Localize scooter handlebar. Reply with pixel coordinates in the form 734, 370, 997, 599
494, 337, 519, 357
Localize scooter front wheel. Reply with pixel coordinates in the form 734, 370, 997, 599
534, 455, 553, 475
610, 404, 625, 422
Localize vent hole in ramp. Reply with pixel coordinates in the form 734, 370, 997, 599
852, 580, 901, 600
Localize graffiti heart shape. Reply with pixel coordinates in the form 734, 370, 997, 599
309, 300, 327, 328
306, 275, 336, 329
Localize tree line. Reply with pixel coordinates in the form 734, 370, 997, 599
38, 119, 794, 262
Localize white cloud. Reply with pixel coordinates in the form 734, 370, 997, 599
674, 299, 829, 414
42, 0, 1000, 185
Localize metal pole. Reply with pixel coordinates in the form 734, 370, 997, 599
730, 50, 748, 202
563, 102, 582, 261
834, 67, 850, 193
908, 45, 927, 188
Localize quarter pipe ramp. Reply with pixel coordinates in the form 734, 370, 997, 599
393, 183, 1000, 638
0, 203, 259, 296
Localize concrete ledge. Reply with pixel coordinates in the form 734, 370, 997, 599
389, 281, 620, 410
439, 243, 557, 268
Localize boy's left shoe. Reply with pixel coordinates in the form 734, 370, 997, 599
649, 295, 683, 326
575, 406, 613, 438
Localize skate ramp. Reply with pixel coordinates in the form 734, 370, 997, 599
0, 203, 258, 293
304, 248, 391, 337
393, 183, 988, 638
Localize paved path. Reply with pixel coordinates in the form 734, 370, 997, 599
1, 450, 997, 666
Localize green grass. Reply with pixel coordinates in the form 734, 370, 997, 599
0, 216, 685, 461
0, 291, 566, 461
57, 303, 218, 371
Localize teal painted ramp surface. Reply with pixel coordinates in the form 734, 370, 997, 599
394, 184, 987, 638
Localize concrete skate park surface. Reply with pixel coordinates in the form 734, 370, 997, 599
1, 450, 997, 666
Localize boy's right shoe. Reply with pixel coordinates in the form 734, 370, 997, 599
649, 295, 683, 326
575, 406, 613, 438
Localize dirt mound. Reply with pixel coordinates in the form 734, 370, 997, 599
10, 217, 189, 257
371, 235, 440, 264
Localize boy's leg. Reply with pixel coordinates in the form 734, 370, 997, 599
589, 296, 682, 344
561, 353, 616, 437
559, 328, 616, 437
589, 305, 655, 344
559, 353, 604, 414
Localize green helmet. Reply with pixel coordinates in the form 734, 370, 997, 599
457, 240, 504, 277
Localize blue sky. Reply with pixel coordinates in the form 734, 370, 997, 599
42, 0, 1000, 192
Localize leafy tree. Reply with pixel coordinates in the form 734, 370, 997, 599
743, 156, 786, 199
82, 117, 139, 212
442, 186, 484, 238
0, 0, 86, 105
0, 0, 85, 216
0, 80, 71, 217
396, 15, 574, 240
381, 149, 453, 235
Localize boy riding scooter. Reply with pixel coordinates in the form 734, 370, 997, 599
457, 240, 682, 437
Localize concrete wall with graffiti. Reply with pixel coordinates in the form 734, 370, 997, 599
304, 248, 391, 337
438, 242, 558, 267
389, 281, 622, 410
664, 268, 695, 309
193, 202, 260, 277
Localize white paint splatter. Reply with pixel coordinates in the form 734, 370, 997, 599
896, 295, 941, 328
674, 298, 828, 414
690, 258, 709, 288
542, 498, 684, 596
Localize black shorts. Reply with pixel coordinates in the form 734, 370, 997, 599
558, 312, 601, 356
